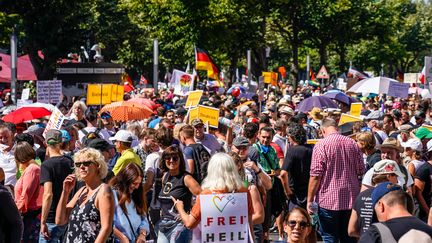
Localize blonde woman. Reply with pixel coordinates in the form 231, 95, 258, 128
56, 148, 114, 243
69, 101, 87, 125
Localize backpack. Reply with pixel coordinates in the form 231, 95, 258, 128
81, 128, 102, 146
188, 143, 211, 183
374, 222, 432, 243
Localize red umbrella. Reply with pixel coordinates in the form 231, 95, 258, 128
127, 97, 157, 110
2, 107, 51, 124
124, 82, 134, 92
0, 53, 37, 82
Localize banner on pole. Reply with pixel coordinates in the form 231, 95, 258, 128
111, 84, 124, 102
188, 105, 220, 128
350, 103, 362, 117
387, 82, 409, 98
200, 192, 248, 243
338, 113, 363, 126
170, 69, 195, 96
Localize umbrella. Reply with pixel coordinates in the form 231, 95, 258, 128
22, 102, 55, 112
227, 85, 246, 94
296, 96, 338, 112
124, 82, 134, 92
2, 107, 51, 124
100, 101, 153, 121
347, 76, 398, 95
324, 90, 352, 105
127, 97, 157, 110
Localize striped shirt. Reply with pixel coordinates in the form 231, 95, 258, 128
310, 132, 364, 210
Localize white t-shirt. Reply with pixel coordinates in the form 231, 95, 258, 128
0, 149, 16, 186
144, 152, 161, 174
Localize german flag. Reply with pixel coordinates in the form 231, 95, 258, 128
195, 47, 220, 80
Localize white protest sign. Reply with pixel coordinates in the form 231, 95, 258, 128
404, 73, 420, 83
21, 88, 30, 100
43, 107, 65, 138
17, 99, 33, 108
387, 82, 409, 98
37, 80, 62, 104
200, 193, 248, 243
170, 69, 195, 96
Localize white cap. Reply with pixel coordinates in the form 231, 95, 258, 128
401, 138, 423, 151
109, 130, 134, 143
279, 106, 294, 115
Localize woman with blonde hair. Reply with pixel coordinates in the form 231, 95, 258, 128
56, 148, 114, 243
173, 153, 254, 241
70, 101, 87, 125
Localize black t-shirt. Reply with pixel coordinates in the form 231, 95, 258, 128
359, 216, 432, 242
353, 187, 378, 235
281, 144, 312, 198
40, 155, 74, 223
366, 150, 381, 170
158, 172, 192, 220
415, 162, 432, 210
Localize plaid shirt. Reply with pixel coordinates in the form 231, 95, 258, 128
310, 132, 364, 210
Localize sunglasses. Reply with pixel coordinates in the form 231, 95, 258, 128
165, 156, 179, 162
75, 161, 95, 167
287, 220, 310, 229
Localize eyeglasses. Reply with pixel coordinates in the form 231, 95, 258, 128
165, 156, 179, 162
287, 220, 310, 229
75, 161, 95, 167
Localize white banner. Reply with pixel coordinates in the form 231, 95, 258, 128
404, 73, 420, 83
43, 107, 65, 138
170, 69, 195, 96
37, 80, 62, 104
21, 88, 30, 100
200, 192, 248, 243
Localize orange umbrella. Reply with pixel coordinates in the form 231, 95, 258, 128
127, 97, 157, 110
100, 101, 152, 121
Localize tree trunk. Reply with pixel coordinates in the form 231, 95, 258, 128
318, 43, 328, 67
338, 44, 347, 74
27, 47, 55, 80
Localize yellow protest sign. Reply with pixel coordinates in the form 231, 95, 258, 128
350, 102, 362, 117
262, 72, 277, 85
111, 84, 124, 102
87, 84, 113, 105
338, 113, 363, 126
307, 139, 320, 145
198, 105, 220, 128
185, 90, 203, 107
189, 108, 199, 122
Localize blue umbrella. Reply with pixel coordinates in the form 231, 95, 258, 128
296, 96, 338, 112
324, 90, 351, 105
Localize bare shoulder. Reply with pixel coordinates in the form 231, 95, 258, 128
97, 183, 113, 199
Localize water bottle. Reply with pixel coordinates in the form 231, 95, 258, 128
219, 117, 232, 127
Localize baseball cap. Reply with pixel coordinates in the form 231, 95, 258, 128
191, 118, 204, 127
109, 130, 134, 143
401, 138, 423, 151
371, 182, 403, 208
87, 138, 115, 152
232, 136, 249, 147
60, 130, 71, 143
279, 106, 294, 116
415, 127, 432, 140
373, 159, 405, 179
45, 129, 63, 145
398, 124, 412, 133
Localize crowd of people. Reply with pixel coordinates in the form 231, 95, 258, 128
0, 83, 432, 243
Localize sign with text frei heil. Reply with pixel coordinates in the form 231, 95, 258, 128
200, 192, 248, 243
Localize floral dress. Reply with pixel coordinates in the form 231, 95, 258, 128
65, 186, 114, 243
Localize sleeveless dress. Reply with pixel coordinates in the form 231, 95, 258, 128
65, 185, 114, 243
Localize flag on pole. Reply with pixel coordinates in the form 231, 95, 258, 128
278, 66, 287, 80
419, 66, 425, 84
170, 69, 195, 96
348, 67, 370, 80
185, 62, 190, 74
195, 47, 220, 80
140, 75, 148, 85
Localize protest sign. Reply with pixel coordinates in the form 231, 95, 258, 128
200, 193, 248, 243
37, 80, 62, 104
198, 105, 219, 128
262, 72, 277, 85
404, 73, 420, 83
317, 65, 330, 79
21, 88, 30, 100
338, 113, 363, 126
387, 82, 409, 98
43, 107, 65, 138
17, 99, 33, 108
350, 103, 362, 117
170, 69, 195, 96
185, 90, 203, 107
111, 84, 124, 102
87, 84, 113, 105
189, 107, 199, 122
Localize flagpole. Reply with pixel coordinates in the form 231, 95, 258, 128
10, 28, 17, 104
247, 50, 251, 87
153, 39, 159, 95
306, 55, 310, 80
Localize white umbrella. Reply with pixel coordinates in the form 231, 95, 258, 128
22, 102, 55, 112
347, 76, 399, 95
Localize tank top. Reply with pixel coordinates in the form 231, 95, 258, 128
65, 185, 114, 243
158, 172, 192, 220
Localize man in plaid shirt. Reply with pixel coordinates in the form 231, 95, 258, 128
307, 118, 365, 242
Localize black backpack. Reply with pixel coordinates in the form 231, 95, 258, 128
188, 143, 211, 183
81, 128, 102, 146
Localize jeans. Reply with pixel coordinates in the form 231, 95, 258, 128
38, 223, 66, 243
156, 218, 191, 243
318, 207, 354, 243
